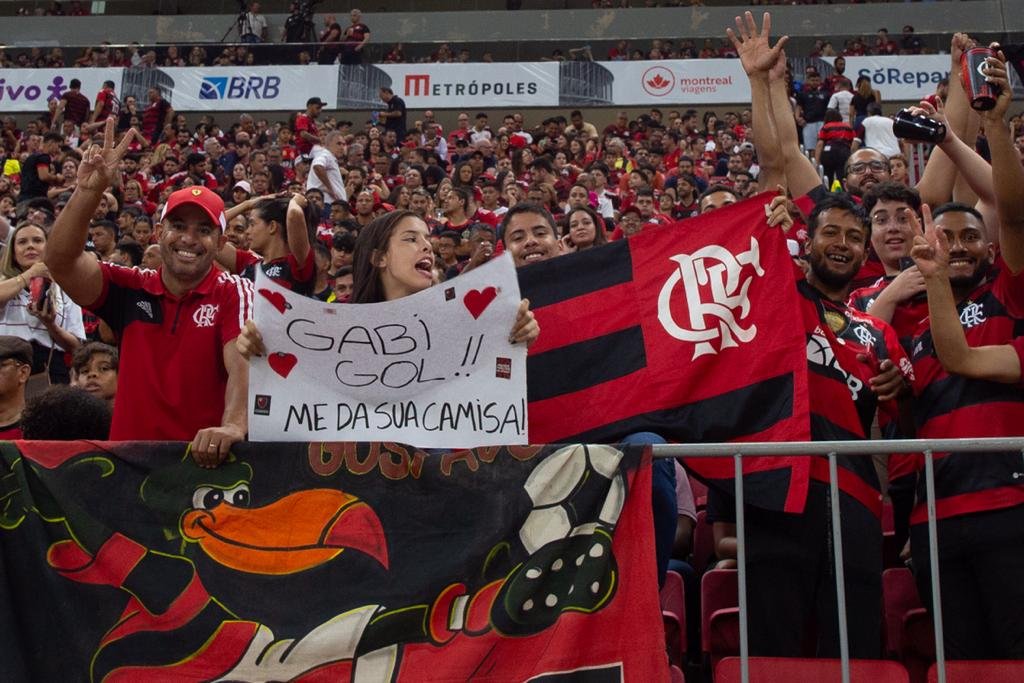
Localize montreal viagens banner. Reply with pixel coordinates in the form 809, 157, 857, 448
0, 440, 666, 682
0, 55, 972, 113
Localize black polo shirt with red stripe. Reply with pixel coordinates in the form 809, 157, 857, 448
909, 259, 1024, 524
89, 263, 253, 441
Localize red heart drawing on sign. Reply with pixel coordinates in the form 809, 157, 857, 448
259, 288, 291, 314
463, 286, 497, 319
268, 352, 298, 378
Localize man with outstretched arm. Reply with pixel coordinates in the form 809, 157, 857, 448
44, 119, 253, 468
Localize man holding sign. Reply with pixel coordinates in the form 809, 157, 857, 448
45, 119, 254, 467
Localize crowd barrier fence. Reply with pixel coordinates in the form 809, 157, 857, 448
654, 437, 1024, 683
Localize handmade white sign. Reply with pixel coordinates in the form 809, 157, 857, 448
248, 254, 528, 447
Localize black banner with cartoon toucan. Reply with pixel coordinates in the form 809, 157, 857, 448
0, 440, 667, 682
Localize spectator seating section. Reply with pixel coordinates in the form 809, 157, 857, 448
882, 567, 936, 683
715, 657, 910, 682
691, 508, 715, 573
701, 568, 739, 668
660, 569, 687, 668
926, 661, 1024, 682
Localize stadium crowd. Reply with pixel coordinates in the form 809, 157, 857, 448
0, 8, 1021, 678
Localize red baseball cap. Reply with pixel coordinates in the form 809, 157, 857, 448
161, 186, 227, 231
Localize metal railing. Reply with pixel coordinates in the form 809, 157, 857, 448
652, 437, 1024, 683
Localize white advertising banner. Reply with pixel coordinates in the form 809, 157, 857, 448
158, 65, 340, 112
248, 255, 529, 447
0, 57, 978, 113
598, 60, 752, 106
823, 56, 950, 100
364, 62, 560, 109
0, 68, 122, 112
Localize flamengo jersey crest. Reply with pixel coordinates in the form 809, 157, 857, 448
192, 304, 219, 328
657, 236, 765, 359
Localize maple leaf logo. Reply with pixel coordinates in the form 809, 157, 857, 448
647, 74, 671, 90
641, 66, 676, 96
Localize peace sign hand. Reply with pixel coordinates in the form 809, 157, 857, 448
76, 118, 142, 194
909, 204, 950, 279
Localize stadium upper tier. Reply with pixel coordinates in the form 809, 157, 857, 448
0, 2, 1017, 49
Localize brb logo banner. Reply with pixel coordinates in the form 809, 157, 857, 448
199, 75, 281, 100
161, 66, 339, 111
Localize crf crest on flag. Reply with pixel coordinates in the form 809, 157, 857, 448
0, 440, 667, 682
520, 194, 811, 512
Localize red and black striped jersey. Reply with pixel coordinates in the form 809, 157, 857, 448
847, 275, 929, 357
235, 249, 315, 297
798, 275, 912, 516
909, 260, 1024, 524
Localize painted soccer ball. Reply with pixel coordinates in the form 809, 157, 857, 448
518, 444, 626, 555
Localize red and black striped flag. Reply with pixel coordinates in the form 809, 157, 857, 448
520, 194, 812, 512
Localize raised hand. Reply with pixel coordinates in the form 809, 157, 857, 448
909, 204, 950, 278
76, 118, 140, 194
727, 11, 789, 76
908, 97, 951, 144
950, 32, 976, 67
979, 46, 1012, 125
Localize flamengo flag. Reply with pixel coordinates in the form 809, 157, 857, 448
0, 440, 667, 682
520, 194, 811, 512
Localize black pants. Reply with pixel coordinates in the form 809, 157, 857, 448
911, 504, 1024, 660
745, 481, 882, 658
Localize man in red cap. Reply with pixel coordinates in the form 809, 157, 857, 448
45, 120, 253, 467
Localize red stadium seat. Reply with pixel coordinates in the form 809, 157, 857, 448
926, 661, 1024, 682
882, 567, 935, 683
660, 569, 687, 666
670, 663, 686, 683
715, 657, 910, 682
708, 607, 740, 668
691, 509, 715, 572
701, 569, 738, 659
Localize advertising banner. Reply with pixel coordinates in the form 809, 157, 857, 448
591, 59, 751, 106
3, 56, 1012, 113
156, 65, 340, 112
339, 62, 560, 109
0, 68, 122, 112
823, 55, 950, 100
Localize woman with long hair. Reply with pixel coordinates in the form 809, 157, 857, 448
387, 184, 411, 211
511, 147, 534, 182
560, 205, 607, 253
453, 161, 476, 189
0, 222, 84, 383
236, 210, 538, 353
850, 75, 881, 130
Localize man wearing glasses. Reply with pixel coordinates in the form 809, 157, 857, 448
843, 148, 893, 199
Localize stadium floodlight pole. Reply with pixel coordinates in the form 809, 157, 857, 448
924, 450, 946, 683
827, 453, 851, 683
733, 453, 749, 683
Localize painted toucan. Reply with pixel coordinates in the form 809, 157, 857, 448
139, 454, 389, 574
3, 443, 619, 682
